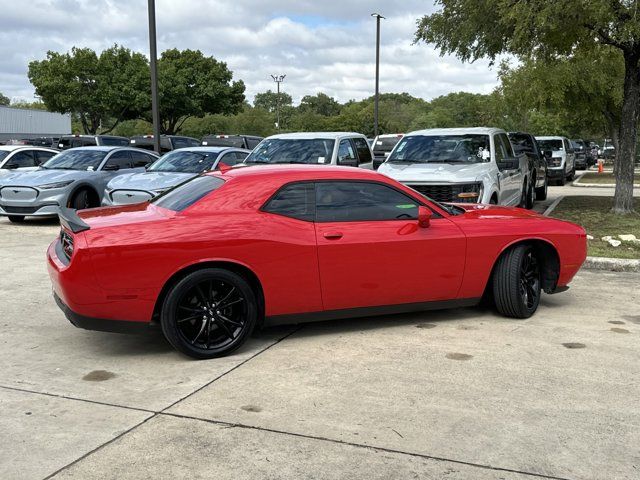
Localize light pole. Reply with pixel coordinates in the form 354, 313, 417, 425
371, 13, 384, 139
271, 74, 286, 131
148, 0, 161, 154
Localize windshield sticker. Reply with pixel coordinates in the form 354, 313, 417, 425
317, 156, 325, 163
87, 166, 94, 171
480, 148, 491, 160
396, 204, 416, 209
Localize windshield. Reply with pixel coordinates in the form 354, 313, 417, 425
387, 134, 491, 164
148, 150, 220, 173
538, 139, 563, 151
41, 150, 107, 171
373, 136, 402, 155
245, 138, 335, 164
0, 151, 9, 163
570, 140, 585, 150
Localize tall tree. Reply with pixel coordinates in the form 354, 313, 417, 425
299, 93, 342, 116
28, 45, 149, 134
253, 89, 293, 113
0, 92, 9, 106
416, 0, 639, 213
153, 49, 245, 134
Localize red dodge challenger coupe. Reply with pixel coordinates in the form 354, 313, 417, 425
48, 165, 587, 359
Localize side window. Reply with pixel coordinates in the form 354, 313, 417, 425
493, 135, 508, 162
263, 183, 315, 222
316, 182, 419, 222
246, 138, 261, 149
499, 134, 514, 157
130, 150, 156, 167
35, 151, 57, 165
81, 137, 97, 146
564, 139, 572, 152
104, 151, 133, 170
189, 138, 200, 147
353, 137, 372, 164
217, 152, 241, 167
234, 151, 249, 162
337, 140, 357, 166
10, 151, 37, 168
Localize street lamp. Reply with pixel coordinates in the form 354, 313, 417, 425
148, 0, 161, 153
371, 13, 384, 139
271, 74, 286, 131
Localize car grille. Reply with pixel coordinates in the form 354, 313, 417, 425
60, 230, 74, 261
3, 206, 39, 214
409, 183, 482, 203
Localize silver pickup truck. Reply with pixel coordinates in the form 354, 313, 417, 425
377, 127, 530, 207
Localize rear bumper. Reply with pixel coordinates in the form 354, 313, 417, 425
54, 293, 154, 334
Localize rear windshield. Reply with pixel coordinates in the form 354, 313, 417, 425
148, 150, 220, 173
152, 175, 224, 211
41, 150, 107, 171
100, 137, 129, 146
537, 139, 563, 151
508, 133, 535, 152
373, 136, 402, 154
245, 138, 335, 164
202, 136, 245, 148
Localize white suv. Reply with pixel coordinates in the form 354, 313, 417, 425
243, 132, 374, 169
378, 127, 528, 206
535, 136, 576, 186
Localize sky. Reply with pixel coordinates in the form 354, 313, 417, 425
0, 0, 501, 105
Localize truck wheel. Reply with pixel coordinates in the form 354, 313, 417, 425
492, 244, 541, 319
535, 177, 548, 200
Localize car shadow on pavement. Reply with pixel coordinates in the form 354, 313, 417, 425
1, 217, 59, 227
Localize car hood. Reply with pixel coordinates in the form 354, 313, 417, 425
378, 162, 489, 182
451, 203, 542, 220
0, 168, 87, 187
107, 171, 195, 192
78, 202, 174, 230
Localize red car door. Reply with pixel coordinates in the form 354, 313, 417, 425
314, 181, 466, 311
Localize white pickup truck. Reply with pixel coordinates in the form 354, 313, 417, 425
377, 127, 530, 207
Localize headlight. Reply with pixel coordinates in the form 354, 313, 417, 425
38, 181, 73, 190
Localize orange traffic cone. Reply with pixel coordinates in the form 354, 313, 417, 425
598, 159, 604, 173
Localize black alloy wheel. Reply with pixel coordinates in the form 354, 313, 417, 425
161, 268, 257, 359
493, 245, 541, 319
70, 189, 91, 210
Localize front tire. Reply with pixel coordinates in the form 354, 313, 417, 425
160, 268, 257, 359
8, 215, 25, 223
69, 189, 92, 210
535, 177, 548, 200
492, 245, 541, 319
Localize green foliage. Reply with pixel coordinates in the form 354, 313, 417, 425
299, 93, 342, 116
28, 45, 149, 134
0, 92, 9, 106
254, 89, 293, 113
8, 100, 48, 110
152, 49, 246, 134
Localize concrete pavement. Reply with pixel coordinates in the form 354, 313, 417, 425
0, 195, 639, 480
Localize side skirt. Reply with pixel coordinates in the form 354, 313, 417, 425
265, 297, 481, 327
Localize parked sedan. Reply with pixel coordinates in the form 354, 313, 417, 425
48, 165, 586, 359
0, 146, 59, 175
0, 147, 157, 222
103, 147, 249, 205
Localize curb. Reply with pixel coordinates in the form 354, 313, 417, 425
572, 181, 639, 188
583, 256, 640, 272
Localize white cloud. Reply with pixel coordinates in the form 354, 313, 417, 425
0, 0, 500, 104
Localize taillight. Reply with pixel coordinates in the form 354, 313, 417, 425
60, 229, 74, 261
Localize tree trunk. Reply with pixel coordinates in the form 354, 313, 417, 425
613, 52, 639, 214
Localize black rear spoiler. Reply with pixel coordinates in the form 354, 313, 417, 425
58, 207, 90, 233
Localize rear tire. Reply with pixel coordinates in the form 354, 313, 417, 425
69, 189, 95, 210
8, 215, 25, 223
524, 179, 534, 209
160, 268, 257, 359
492, 245, 541, 319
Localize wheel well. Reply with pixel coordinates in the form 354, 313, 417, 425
490, 192, 498, 203
68, 185, 100, 208
151, 261, 265, 326
486, 240, 560, 295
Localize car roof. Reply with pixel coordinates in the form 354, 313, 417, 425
406, 127, 504, 137
0, 145, 38, 151
376, 133, 404, 138
62, 146, 134, 152
263, 132, 366, 141
535, 136, 565, 140
208, 164, 381, 182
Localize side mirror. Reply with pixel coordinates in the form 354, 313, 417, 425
497, 157, 519, 170
418, 206, 431, 228
102, 164, 120, 171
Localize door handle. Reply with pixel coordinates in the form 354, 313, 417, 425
323, 232, 343, 240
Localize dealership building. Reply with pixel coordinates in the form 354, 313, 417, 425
0, 106, 71, 143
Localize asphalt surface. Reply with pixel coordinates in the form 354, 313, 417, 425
1, 178, 639, 480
